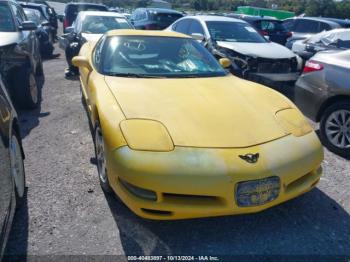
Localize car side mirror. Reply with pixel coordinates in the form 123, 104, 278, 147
219, 58, 231, 68
65, 26, 74, 34
19, 21, 37, 31
72, 56, 92, 71
58, 14, 64, 22
191, 33, 205, 42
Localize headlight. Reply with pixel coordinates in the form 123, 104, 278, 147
120, 119, 174, 152
275, 108, 313, 137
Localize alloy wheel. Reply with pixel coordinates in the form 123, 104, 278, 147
95, 126, 107, 183
325, 109, 350, 149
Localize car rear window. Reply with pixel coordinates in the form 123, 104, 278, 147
66, 4, 108, 21
259, 20, 287, 32
150, 12, 183, 24
0, 3, 16, 32
82, 16, 132, 34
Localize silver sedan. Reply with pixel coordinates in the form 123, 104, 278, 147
295, 49, 350, 158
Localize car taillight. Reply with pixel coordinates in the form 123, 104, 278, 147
63, 18, 69, 29
303, 60, 324, 74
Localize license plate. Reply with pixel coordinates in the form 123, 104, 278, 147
236, 177, 280, 207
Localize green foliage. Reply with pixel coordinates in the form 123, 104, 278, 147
55, 0, 350, 18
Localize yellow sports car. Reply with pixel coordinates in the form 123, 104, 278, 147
73, 30, 323, 220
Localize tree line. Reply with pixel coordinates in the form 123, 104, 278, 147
57, 0, 350, 19
176, 0, 350, 19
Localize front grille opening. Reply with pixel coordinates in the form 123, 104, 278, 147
256, 58, 297, 74
162, 193, 224, 206
285, 171, 317, 194
141, 208, 172, 216
119, 178, 157, 201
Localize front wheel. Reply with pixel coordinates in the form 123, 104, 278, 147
10, 133, 25, 204
320, 102, 350, 158
94, 122, 113, 193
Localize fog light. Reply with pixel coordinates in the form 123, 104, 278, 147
236, 177, 280, 207
119, 179, 157, 201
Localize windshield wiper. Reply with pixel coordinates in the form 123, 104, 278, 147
105, 73, 165, 78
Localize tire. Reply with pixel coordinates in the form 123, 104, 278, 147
320, 101, 350, 158
94, 121, 113, 193
42, 44, 54, 58
13, 67, 41, 109
10, 132, 26, 205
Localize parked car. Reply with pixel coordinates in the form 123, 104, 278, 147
292, 29, 350, 60
295, 50, 350, 158
27, 0, 58, 37
167, 16, 302, 84
20, 2, 57, 41
283, 17, 342, 49
131, 8, 183, 30
0, 0, 43, 109
0, 74, 25, 259
230, 15, 292, 45
72, 30, 323, 220
322, 18, 350, 29
59, 11, 133, 77
24, 8, 54, 57
62, 2, 108, 33
120, 12, 131, 21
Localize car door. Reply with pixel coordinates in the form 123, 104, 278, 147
10, 3, 39, 67
0, 79, 13, 247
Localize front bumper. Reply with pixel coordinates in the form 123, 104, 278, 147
107, 132, 323, 220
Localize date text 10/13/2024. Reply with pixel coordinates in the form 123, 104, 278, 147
127, 256, 220, 261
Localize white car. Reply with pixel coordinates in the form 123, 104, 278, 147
167, 16, 302, 83
59, 11, 133, 49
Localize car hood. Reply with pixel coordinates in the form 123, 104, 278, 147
217, 41, 296, 59
82, 33, 103, 43
0, 32, 21, 47
105, 75, 293, 148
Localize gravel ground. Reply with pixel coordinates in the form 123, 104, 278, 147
3, 12, 350, 260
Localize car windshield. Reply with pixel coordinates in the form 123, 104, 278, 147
0, 3, 16, 32
82, 16, 132, 34
99, 36, 227, 78
24, 9, 45, 25
206, 21, 267, 43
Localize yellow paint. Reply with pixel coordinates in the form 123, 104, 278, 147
120, 119, 174, 152
73, 30, 324, 220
